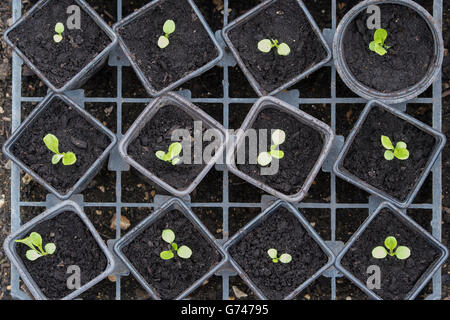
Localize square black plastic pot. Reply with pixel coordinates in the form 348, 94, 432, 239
3, 200, 116, 300
118, 92, 228, 198
226, 96, 334, 203
2, 93, 118, 200
224, 200, 335, 300
113, 197, 228, 300
113, 0, 223, 97
222, 0, 332, 97
333, 100, 446, 208
332, 0, 444, 104
335, 202, 448, 300
3, 0, 118, 93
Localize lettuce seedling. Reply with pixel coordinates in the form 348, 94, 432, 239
43, 133, 77, 165
257, 129, 286, 166
267, 248, 292, 264
258, 39, 291, 56
15, 232, 56, 261
160, 229, 192, 260
369, 28, 390, 56
155, 142, 182, 165
372, 236, 411, 260
53, 22, 65, 43
381, 135, 409, 161
158, 20, 176, 49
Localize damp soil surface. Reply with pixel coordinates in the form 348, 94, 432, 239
236, 106, 324, 196
116, 0, 219, 93
227, 0, 328, 94
341, 208, 442, 300
343, 3, 435, 93
128, 104, 220, 191
15, 210, 108, 299
8, 0, 111, 89
229, 206, 328, 299
341, 104, 438, 202
11, 97, 111, 195
122, 209, 222, 299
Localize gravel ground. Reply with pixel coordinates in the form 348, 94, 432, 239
0, 0, 449, 300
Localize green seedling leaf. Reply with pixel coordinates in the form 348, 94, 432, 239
53, 34, 63, 43
177, 245, 192, 259
44, 243, 56, 254
52, 154, 63, 164
384, 150, 394, 161
277, 43, 291, 56
155, 150, 166, 160
160, 250, 174, 260
270, 149, 284, 159
381, 135, 394, 150
271, 129, 286, 145
279, 253, 292, 264
374, 28, 387, 45
384, 236, 397, 252
162, 229, 175, 244
374, 43, 387, 56
44, 134, 60, 154
372, 246, 388, 259
171, 157, 180, 165
267, 249, 278, 259
258, 39, 273, 53
163, 20, 176, 34
171, 242, 178, 251
394, 147, 409, 160
55, 22, 65, 34
62, 152, 77, 166
29, 232, 42, 248
396, 142, 407, 150
168, 142, 182, 158
15, 237, 35, 251
395, 246, 411, 260
158, 35, 170, 49
26, 250, 42, 261
257, 152, 272, 166
369, 41, 377, 52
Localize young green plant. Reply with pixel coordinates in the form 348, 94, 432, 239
15, 232, 56, 261
372, 236, 411, 260
267, 248, 292, 264
381, 135, 409, 161
158, 20, 176, 49
257, 129, 286, 166
160, 229, 192, 260
155, 142, 182, 165
258, 39, 291, 56
53, 22, 65, 43
369, 28, 390, 56
43, 133, 77, 165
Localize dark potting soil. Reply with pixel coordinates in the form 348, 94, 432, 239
236, 107, 324, 195
341, 208, 441, 300
229, 207, 328, 299
227, 0, 328, 94
8, 0, 110, 89
11, 98, 111, 194
342, 105, 437, 202
123, 209, 221, 299
16, 211, 108, 299
343, 4, 435, 92
128, 104, 218, 191
116, 0, 219, 93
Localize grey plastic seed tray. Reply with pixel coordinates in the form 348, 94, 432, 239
8, 0, 446, 300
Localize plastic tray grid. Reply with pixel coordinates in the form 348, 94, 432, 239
9, 0, 444, 300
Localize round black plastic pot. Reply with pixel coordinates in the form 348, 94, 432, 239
3, 200, 116, 300
113, 0, 223, 97
118, 92, 228, 198
333, 100, 446, 209
333, 0, 444, 104
222, 0, 332, 97
335, 202, 448, 300
224, 200, 335, 300
2, 93, 118, 200
3, 0, 117, 93
226, 96, 334, 203
113, 197, 228, 300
